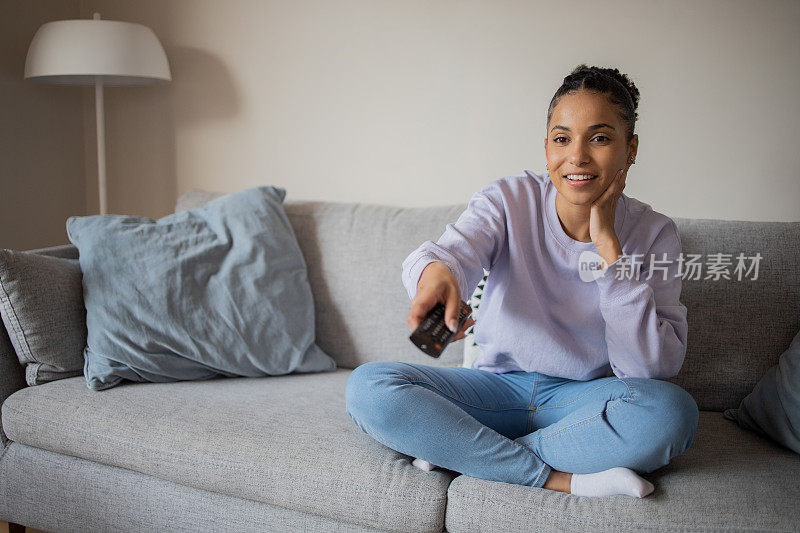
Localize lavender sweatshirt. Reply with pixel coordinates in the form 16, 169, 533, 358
401, 171, 688, 381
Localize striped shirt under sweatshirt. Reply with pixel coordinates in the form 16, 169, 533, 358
401, 170, 688, 381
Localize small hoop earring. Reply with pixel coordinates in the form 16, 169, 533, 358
629, 158, 635, 164
545, 163, 549, 170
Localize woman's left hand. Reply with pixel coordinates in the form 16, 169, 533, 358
589, 167, 627, 266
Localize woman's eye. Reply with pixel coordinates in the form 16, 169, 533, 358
552, 135, 610, 143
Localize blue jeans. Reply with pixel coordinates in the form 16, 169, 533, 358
345, 361, 699, 488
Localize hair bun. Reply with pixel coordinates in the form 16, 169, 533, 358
569, 64, 640, 112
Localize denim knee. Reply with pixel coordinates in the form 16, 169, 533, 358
625, 378, 699, 471
345, 361, 405, 429
657, 380, 699, 450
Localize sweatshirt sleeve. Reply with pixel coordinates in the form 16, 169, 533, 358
594, 219, 688, 380
401, 183, 507, 303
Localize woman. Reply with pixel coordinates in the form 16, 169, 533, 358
345, 65, 699, 498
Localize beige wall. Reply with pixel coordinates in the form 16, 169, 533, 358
5, 1, 799, 249
1, 0, 85, 249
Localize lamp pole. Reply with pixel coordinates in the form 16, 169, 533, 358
93, 12, 108, 215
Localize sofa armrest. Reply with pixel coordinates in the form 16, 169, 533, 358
0, 323, 26, 458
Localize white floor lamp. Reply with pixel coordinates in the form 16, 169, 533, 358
24, 13, 171, 214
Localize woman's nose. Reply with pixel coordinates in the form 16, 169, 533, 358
568, 139, 590, 165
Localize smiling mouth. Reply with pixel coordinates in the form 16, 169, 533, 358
564, 174, 598, 182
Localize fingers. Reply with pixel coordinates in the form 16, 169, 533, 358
620, 166, 627, 193
612, 168, 624, 194
598, 169, 625, 205
451, 318, 476, 341
406, 283, 460, 332
595, 170, 617, 205
406, 277, 470, 339
406, 296, 433, 331
407, 291, 476, 343
444, 285, 461, 333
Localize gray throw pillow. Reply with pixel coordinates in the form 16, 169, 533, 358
0, 250, 85, 385
66, 185, 336, 391
724, 329, 800, 454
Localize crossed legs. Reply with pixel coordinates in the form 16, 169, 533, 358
345, 361, 698, 496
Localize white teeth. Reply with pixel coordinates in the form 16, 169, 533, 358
566, 174, 597, 181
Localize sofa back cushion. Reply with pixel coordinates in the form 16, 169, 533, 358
176, 191, 800, 410
668, 218, 800, 411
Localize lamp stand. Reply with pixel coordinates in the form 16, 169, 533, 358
95, 74, 107, 214
93, 12, 107, 215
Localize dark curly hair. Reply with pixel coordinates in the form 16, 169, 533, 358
547, 64, 640, 143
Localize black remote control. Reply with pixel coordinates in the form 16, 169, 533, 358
409, 301, 472, 358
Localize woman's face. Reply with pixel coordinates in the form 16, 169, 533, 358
544, 90, 638, 207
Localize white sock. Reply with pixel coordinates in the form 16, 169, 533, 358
569, 467, 655, 498
412, 458, 436, 471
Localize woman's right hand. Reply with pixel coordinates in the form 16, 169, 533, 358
406, 262, 476, 341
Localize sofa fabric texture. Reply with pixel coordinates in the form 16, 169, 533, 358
1, 188, 798, 532
0, 250, 85, 385
669, 217, 800, 411
2, 374, 799, 532
1, 370, 452, 533
1, 443, 389, 533
0, 325, 25, 453
66, 186, 336, 391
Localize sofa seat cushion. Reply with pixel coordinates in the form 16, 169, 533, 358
444, 411, 800, 532
1, 369, 453, 532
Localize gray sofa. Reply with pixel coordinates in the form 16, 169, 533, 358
1, 189, 799, 532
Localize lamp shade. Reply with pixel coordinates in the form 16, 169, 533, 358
24, 19, 171, 86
